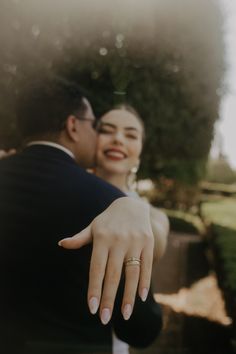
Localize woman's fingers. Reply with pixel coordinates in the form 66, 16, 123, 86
89, 239, 153, 325
122, 252, 141, 320
138, 243, 154, 301
87, 235, 153, 325
58, 198, 155, 323
58, 225, 92, 248
98, 249, 124, 324
0, 149, 16, 159
121, 241, 153, 320
87, 242, 109, 316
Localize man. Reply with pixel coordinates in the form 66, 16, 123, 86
0, 76, 162, 353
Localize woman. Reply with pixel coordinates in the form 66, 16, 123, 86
95, 104, 169, 261
95, 105, 169, 354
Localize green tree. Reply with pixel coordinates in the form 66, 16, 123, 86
0, 0, 224, 185
205, 157, 236, 184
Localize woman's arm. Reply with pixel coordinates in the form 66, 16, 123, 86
150, 205, 169, 261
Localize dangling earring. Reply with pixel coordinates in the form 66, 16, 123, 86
130, 165, 139, 174
127, 162, 140, 192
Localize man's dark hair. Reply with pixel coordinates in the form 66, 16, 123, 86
17, 76, 87, 140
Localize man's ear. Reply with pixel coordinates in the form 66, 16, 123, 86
64, 115, 80, 142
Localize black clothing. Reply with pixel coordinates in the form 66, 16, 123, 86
0, 145, 162, 353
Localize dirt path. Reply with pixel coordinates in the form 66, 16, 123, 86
130, 232, 234, 354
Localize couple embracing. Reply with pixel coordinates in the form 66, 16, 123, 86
0, 76, 168, 354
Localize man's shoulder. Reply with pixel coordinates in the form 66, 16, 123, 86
68, 165, 125, 200
0, 153, 19, 169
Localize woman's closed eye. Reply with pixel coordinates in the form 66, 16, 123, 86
126, 133, 138, 140
97, 127, 115, 134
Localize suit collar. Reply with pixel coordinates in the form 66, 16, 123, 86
24, 144, 77, 164
27, 141, 75, 159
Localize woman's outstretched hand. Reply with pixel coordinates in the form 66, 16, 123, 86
0, 149, 16, 159
58, 197, 154, 325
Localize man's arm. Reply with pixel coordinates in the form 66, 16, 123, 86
59, 197, 154, 325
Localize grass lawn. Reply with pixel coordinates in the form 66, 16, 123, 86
201, 197, 236, 293
201, 197, 236, 230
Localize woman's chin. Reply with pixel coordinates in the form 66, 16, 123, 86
99, 160, 125, 173
108, 168, 127, 175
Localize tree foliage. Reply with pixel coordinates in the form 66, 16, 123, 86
205, 157, 236, 184
0, 0, 224, 184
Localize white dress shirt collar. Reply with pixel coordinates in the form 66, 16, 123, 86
27, 141, 75, 159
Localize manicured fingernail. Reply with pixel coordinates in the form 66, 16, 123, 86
123, 304, 132, 320
58, 239, 67, 246
58, 237, 71, 246
101, 308, 111, 325
141, 288, 148, 302
89, 297, 99, 314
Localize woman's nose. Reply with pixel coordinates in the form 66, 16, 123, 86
113, 131, 125, 144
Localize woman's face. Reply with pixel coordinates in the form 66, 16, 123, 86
96, 109, 143, 175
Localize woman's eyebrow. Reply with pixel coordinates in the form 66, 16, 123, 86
100, 122, 140, 133
124, 127, 140, 133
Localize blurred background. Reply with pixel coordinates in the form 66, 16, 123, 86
0, 0, 236, 353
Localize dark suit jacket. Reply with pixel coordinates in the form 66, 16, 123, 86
0, 145, 162, 354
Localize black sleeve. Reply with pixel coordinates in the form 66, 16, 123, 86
112, 276, 163, 348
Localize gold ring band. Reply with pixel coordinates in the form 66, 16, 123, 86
125, 257, 141, 266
